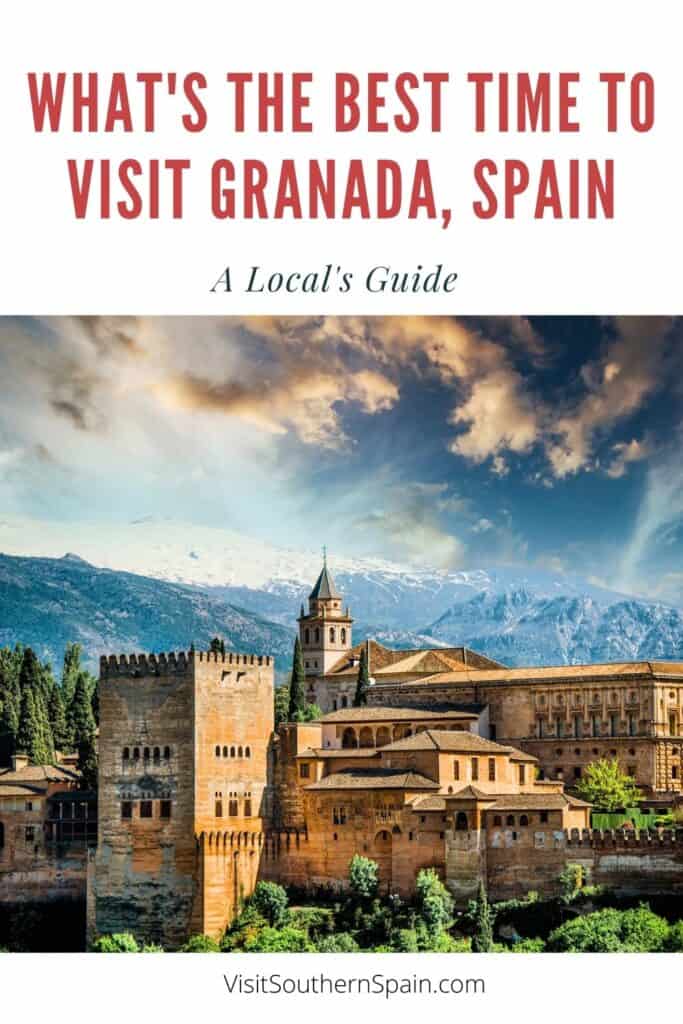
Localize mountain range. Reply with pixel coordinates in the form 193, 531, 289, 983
0, 516, 682, 673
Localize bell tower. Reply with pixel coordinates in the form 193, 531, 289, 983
298, 552, 353, 677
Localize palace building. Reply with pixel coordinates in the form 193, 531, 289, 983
80, 558, 683, 946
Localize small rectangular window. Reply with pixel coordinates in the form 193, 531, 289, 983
140, 801, 153, 819
299, 763, 310, 779
244, 799, 252, 817
453, 759, 460, 781
25, 826, 35, 842
518, 764, 526, 785
25, 801, 33, 812
160, 800, 172, 819
488, 758, 496, 782
121, 801, 133, 820
471, 757, 479, 781
540, 810, 549, 824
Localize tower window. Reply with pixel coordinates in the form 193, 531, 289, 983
518, 764, 526, 785
123, 747, 130, 760
453, 759, 460, 781
215, 745, 221, 757
153, 747, 160, 762
341, 628, 346, 645
140, 801, 153, 819
215, 797, 223, 818
471, 757, 479, 781
314, 628, 319, 643
330, 628, 335, 643
488, 758, 496, 781
244, 798, 252, 817
229, 798, 238, 816
163, 746, 171, 759
160, 800, 172, 819
304, 629, 310, 644
121, 801, 133, 820
245, 746, 251, 758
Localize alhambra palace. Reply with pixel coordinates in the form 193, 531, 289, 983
2, 561, 683, 946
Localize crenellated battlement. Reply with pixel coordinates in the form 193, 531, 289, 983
99, 649, 273, 678
194, 827, 307, 855
565, 827, 683, 848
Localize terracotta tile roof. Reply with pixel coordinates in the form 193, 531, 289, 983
402, 660, 683, 687
506, 746, 539, 763
0, 782, 48, 797
381, 729, 511, 754
296, 747, 379, 759
446, 785, 495, 801
0, 764, 79, 784
305, 768, 440, 791
411, 795, 447, 811
487, 793, 590, 811
326, 641, 503, 677
319, 705, 478, 724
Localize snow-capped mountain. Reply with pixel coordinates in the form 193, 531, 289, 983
1, 516, 682, 667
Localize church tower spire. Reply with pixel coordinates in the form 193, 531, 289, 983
298, 554, 353, 677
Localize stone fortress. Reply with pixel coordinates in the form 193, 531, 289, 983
2, 559, 683, 948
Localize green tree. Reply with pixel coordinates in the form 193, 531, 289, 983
0, 647, 22, 762
16, 682, 53, 765
316, 932, 360, 952
576, 758, 643, 812
243, 925, 314, 952
48, 683, 69, 753
251, 881, 289, 927
91, 932, 140, 952
61, 643, 83, 708
182, 934, 220, 952
274, 683, 290, 727
558, 863, 584, 904
353, 645, 370, 707
287, 636, 306, 721
547, 905, 668, 952
472, 881, 495, 952
69, 671, 96, 749
348, 854, 379, 901
415, 868, 454, 935
78, 731, 98, 789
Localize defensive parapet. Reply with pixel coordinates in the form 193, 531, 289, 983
565, 827, 683, 848
99, 649, 273, 678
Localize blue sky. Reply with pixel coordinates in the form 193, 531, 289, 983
0, 315, 681, 604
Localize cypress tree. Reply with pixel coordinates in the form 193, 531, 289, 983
19, 647, 41, 695
48, 683, 70, 753
287, 636, 306, 721
69, 671, 97, 749
353, 645, 370, 707
209, 637, 225, 655
61, 643, 82, 708
472, 881, 495, 952
77, 732, 98, 790
16, 688, 43, 763
35, 689, 55, 764
0, 648, 21, 763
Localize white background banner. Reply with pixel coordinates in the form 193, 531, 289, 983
1, 0, 681, 313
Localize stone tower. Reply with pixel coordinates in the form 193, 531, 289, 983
298, 557, 353, 677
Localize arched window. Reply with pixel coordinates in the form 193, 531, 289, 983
506, 815, 515, 827
238, 746, 243, 757
455, 812, 468, 831
163, 746, 171, 759
221, 745, 227, 757
0, 821, 4, 848
341, 696, 348, 708
493, 815, 502, 827
143, 747, 150, 761
245, 746, 251, 758
519, 815, 529, 827
133, 747, 140, 760
358, 727, 374, 748
230, 746, 236, 757
153, 747, 160, 762
215, 745, 221, 757
341, 628, 346, 645
314, 628, 320, 643
342, 727, 358, 749
329, 628, 335, 643
123, 747, 130, 760
304, 629, 310, 644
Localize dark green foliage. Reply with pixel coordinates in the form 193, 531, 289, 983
77, 731, 98, 789
472, 881, 495, 952
547, 905, 669, 952
91, 932, 140, 952
61, 643, 82, 708
47, 683, 69, 753
274, 682, 290, 727
16, 686, 53, 765
558, 863, 584, 904
209, 637, 225, 655
348, 854, 379, 900
287, 636, 306, 721
69, 671, 96, 749
665, 920, 683, 951
181, 934, 221, 952
353, 645, 370, 707
251, 881, 289, 927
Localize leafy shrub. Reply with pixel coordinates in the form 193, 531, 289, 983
547, 906, 669, 952
558, 863, 584, 904
665, 920, 683, 951
507, 937, 545, 953
243, 926, 314, 952
348, 855, 379, 901
316, 932, 360, 952
181, 934, 221, 952
289, 906, 335, 940
91, 932, 140, 952
221, 905, 269, 951
251, 881, 289, 927
141, 943, 165, 952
